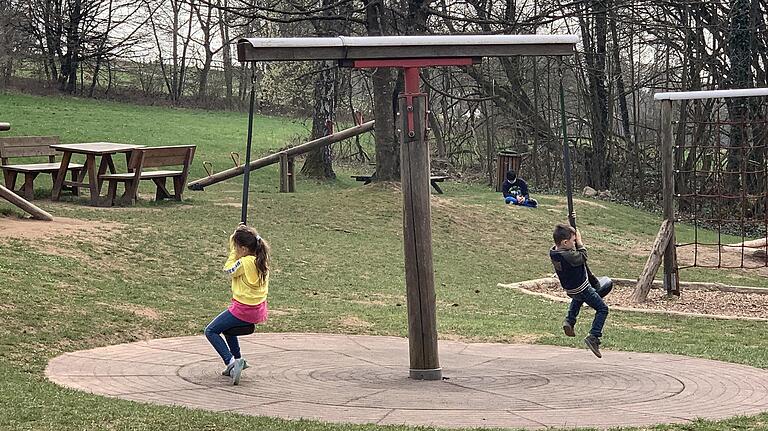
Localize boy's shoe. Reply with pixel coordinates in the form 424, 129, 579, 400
584, 335, 602, 358
221, 358, 249, 376
562, 320, 576, 337
231, 358, 245, 385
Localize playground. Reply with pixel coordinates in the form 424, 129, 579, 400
3, 38, 768, 430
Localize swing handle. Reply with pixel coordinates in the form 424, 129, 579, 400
202, 161, 213, 177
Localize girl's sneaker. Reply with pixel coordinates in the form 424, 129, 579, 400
231, 358, 245, 385
222, 358, 249, 376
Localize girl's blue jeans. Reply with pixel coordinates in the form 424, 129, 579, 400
205, 309, 248, 364
565, 282, 610, 338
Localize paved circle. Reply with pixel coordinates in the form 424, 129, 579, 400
46, 333, 768, 429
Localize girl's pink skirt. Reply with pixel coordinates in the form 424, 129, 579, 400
228, 299, 268, 324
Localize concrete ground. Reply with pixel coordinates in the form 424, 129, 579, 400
46, 333, 768, 429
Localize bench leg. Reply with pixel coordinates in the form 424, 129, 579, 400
119, 179, 139, 206
23, 173, 38, 200
106, 180, 118, 206
152, 178, 172, 201
431, 180, 443, 194
70, 169, 80, 196
172, 176, 184, 201
3, 170, 17, 192
52, 151, 72, 201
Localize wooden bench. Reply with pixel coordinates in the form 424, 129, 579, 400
99, 145, 196, 206
352, 174, 450, 194
0, 136, 84, 200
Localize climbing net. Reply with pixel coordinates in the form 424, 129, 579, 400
671, 91, 768, 270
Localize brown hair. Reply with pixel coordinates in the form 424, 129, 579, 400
553, 223, 576, 245
233, 226, 270, 284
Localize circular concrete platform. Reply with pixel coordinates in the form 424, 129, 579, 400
46, 333, 768, 429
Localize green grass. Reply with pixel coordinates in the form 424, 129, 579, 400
1, 92, 768, 430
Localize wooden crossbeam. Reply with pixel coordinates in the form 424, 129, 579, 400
237, 35, 578, 62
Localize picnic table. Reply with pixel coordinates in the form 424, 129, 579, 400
51, 142, 144, 205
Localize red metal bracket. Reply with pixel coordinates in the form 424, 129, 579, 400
350, 58, 477, 140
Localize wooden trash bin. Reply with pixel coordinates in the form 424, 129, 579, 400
496, 151, 522, 191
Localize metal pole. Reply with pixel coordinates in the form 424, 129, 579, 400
559, 60, 575, 229
241, 71, 256, 224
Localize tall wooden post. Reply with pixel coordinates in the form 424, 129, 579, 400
399, 67, 441, 380
661, 99, 680, 296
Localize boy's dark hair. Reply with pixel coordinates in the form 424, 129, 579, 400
553, 223, 576, 245
506, 170, 517, 181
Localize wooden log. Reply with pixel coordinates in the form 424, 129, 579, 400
188, 120, 375, 190
399, 93, 440, 380
631, 219, 673, 303
0, 184, 53, 221
725, 237, 768, 248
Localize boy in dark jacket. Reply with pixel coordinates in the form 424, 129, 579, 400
549, 223, 610, 358
501, 170, 537, 208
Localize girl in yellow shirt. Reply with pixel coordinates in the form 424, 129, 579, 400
205, 224, 270, 385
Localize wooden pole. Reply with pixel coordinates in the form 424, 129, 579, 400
0, 185, 53, 221
661, 99, 680, 296
188, 120, 375, 190
399, 68, 441, 381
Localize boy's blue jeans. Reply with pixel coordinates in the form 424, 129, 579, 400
565, 280, 610, 338
205, 310, 248, 364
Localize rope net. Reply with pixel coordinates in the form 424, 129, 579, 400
674, 95, 768, 270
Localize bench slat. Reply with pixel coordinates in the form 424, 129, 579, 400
1, 162, 84, 173
100, 170, 183, 180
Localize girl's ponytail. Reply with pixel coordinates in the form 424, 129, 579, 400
254, 236, 270, 284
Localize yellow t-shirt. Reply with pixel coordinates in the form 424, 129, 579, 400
223, 237, 268, 305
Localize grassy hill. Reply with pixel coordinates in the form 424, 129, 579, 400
1, 92, 767, 430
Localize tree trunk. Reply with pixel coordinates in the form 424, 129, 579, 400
580, 0, 610, 190
195, 1, 214, 103
364, 0, 399, 181
218, 0, 233, 108
725, 0, 753, 194
301, 62, 337, 179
